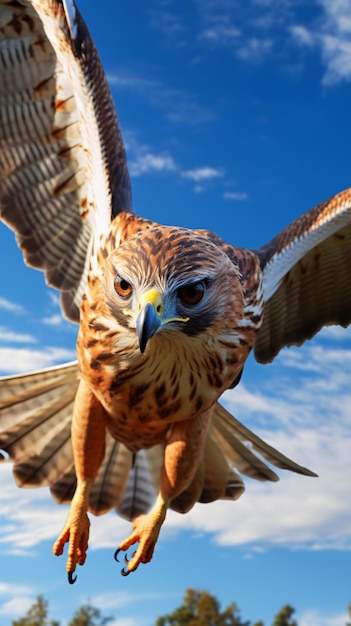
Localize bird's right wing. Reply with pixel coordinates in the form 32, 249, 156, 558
0, 0, 132, 322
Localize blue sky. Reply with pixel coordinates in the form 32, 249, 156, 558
0, 1, 351, 625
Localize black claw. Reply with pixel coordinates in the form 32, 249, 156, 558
114, 548, 137, 576
121, 566, 130, 577
114, 548, 122, 562
68, 571, 77, 585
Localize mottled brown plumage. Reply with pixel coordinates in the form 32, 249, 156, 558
0, 0, 350, 580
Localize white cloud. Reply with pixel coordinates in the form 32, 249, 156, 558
291, 0, 351, 85
0, 346, 76, 374
299, 609, 349, 626
108, 619, 146, 626
196, 0, 351, 81
200, 25, 241, 43
89, 591, 165, 612
223, 191, 248, 201
0, 464, 67, 553
129, 152, 177, 177
0, 597, 34, 617
236, 36, 274, 61
0, 327, 36, 344
126, 131, 227, 191
291, 24, 315, 48
181, 166, 224, 182
0, 297, 24, 314
196, 0, 287, 63
108, 72, 215, 126
0, 582, 35, 616
41, 313, 70, 326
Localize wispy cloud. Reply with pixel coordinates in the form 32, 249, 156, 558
0, 297, 24, 314
0, 465, 67, 553
148, 4, 187, 46
291, 0, 351, 85
201, 24, 241, 43
223, 191, 248, 201
0, 582, 35, 616
181, 166, 224, 182
126, 131, 227, 192
298, 609, 349, 626
194, 0, 351, 83
0, 327, 36, 344
41, 314, 67, 326
89, 591, 166, 611
129, 152, 177, 177
108, 71, 215, 126
0, 346, 76, 374
195, 0, 290, 63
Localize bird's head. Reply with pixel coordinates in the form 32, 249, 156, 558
103, 224, 244, 353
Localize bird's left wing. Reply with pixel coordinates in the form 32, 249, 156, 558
0, 0, 132, 322
254, 187, 351, 363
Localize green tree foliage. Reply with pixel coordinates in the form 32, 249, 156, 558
12, 595, 60, 626
13, 588, 351, 626
272, 605, 297, 626
68, 603, 112, 626
155, 588, 251, 626
346, 603, 351, 626
11, 596, 112, 626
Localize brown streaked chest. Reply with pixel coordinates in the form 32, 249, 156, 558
78, 314, 249, 451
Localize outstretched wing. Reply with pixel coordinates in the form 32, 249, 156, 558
254, 187, 351, 362
0, 0, 132, 322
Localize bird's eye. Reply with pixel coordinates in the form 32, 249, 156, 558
114, 275, 133, 298
178, 282, 205, 305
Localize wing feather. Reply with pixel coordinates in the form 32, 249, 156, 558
255, 187, 351, 362
0, 362, 78, 488
0, 0, 132, 322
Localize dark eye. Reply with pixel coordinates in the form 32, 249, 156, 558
114, 275, 133, 298
178, 282, 205, 305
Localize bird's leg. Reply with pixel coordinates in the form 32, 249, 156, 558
116, 408, 212, 575
53, 477, 92, 583
115, 491, 169, 575
52, 379, 106, 582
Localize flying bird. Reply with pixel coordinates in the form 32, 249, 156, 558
0, 0, 350, 583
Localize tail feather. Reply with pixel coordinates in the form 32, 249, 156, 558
200, 431, 245, 502
89, 435, 132, 516
116, 447, 162, 521
170, 432, 245, 514
213, 402, 317, 479
50, 466, 77, 505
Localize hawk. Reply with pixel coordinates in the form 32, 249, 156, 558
0, 0, 350, 582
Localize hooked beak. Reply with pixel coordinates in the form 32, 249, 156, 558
136, 289, 162, 353
135, 288, 190, 353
